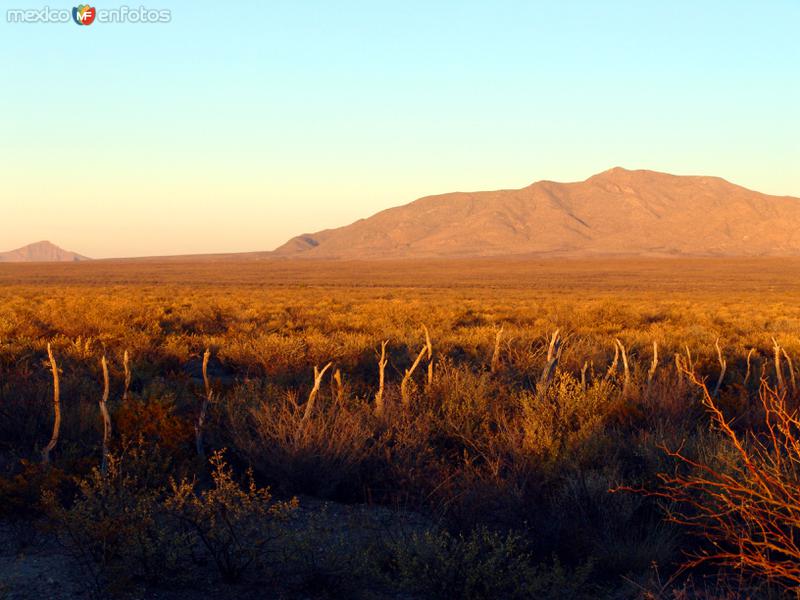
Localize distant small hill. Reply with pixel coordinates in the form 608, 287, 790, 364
274, 168, 800, 258
0, 241, 91, 263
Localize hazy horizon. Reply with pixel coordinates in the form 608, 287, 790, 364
2, 1, 798, 258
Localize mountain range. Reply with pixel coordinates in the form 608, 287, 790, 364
4, 169, 800, 262
275, 168, 800, 258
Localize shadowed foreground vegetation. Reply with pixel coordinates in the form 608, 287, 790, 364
3, 258, 800, 598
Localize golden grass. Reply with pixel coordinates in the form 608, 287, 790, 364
3, 257, 800, 595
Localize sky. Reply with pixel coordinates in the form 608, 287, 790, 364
0, 1, 798, 258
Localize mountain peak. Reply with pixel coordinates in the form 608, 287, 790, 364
593, 166, 631, 177
274, 169, 800, 259
585, 166, 665, 183
0, 241, 91, 263
29, 240, 58, 249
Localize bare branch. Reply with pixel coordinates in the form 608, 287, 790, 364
122, 349, 132, 401
374, 341, 388, 417
423, 325, 434, 388
539, 329, 561, 388
615, 338, 630, 396
195, 348, 213, 459
99, 355, 112, 475
401, 345, 428, 408
774, 338, 786, 392
41, 343, 61, 465
303, 361, 333, 421
744, 348, 755, 387
684, 345, 694, 372
332, 368, 344, 404
490, 325, 504, 374
580, 360, 589, 391
782, 348, 797, 395
674, 353, 684, 383
712, 338, 727, 398
605, 342, 620, 381
647, 340, 659, 386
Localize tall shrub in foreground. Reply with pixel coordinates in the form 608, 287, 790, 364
641, 378, 800, 590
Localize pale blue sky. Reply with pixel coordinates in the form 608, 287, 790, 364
1, 1, 798, 258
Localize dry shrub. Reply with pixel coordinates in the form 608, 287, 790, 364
422, 358, 498, 426
384, 526, 595, 600
642, 379, 800, 590
44, 446, 295, 595
542, 467, 678, 576
228, 387, 374, 499
371, 363, 516, 515
0, 460, 69, 521
520, 373, 615, 462
114, 396, 194, 455
167, 450, 297, 583
0, 459, 72, 549
270, 505, 380, 596
42, 450, 191, 598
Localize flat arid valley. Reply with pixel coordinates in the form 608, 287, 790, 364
2, 3, 799, 599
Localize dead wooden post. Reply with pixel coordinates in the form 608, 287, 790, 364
374, 341, 388, 417
712, 339, 727, 398
401, 345, 428, 408
580, 360, 589, 391
41, 343, 61, 465
122, 350, 132, 401
195, 348, 213, 459
774, 338, 786, 392
490, 325, 504, 374
744, 348, 755, 387
684, 345, 695, 372
615, 339, 630, 396
99, 355, 112, 475
674, 353, 684, 383
538, 329, 561, 388
332, 368, 344, 404
604, 342, 620, 381
782, 348, 797, 395
303, 362, 332, 421
647, 341, 658, 387
423, 325, 433, 388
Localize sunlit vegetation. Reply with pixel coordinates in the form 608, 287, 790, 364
2, 258, 800, 598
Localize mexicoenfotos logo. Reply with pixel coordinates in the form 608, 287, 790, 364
72, 4, 95, 25
6, 5, 171, 24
